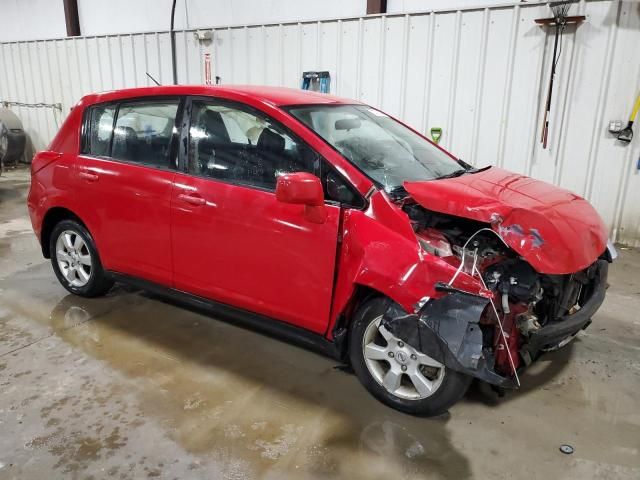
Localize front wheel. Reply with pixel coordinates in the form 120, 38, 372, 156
50, 219, 113, 297
349, 297, 472, 416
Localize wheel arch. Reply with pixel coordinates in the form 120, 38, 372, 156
40, 207, 88, 258
329, 283, 395, 360
339, 284, 389, 325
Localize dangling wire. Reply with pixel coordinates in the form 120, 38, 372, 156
474, 259, 521, 387
447, 227, 521, 387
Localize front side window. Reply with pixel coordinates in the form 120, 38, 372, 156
188, 100, 318, 191
111, 100, 180, 168
287, 105, 464, 193
86, 105, 115, 157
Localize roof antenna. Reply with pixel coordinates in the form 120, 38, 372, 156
146, 72, 161, 86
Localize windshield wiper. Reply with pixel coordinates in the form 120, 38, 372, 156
435, 168, 467, 180
435, 163, 491, 180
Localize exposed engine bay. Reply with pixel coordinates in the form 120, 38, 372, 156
381, 200, 610, 388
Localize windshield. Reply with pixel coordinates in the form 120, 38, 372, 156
286, 104, 464, 191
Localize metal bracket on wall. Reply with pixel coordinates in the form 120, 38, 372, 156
534, 15, 586, 26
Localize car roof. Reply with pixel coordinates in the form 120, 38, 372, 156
80, 85, 360, 108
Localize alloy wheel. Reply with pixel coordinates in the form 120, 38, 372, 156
362, 316, 445, 400
55, 230, 93, 287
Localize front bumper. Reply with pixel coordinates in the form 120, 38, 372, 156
522, 259, 608, 356
382, 260, 609, 389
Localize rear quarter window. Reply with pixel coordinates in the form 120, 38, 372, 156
85, 105, 116, 157
81, 99, 181, 170
112, 101, 179, 168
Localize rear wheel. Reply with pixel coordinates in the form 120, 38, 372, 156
349, 297, 472, 416
49, 219, 113, 297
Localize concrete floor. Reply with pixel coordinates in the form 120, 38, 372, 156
0, 167, 639, 480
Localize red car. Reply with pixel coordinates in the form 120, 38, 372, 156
28, 86, 615, 415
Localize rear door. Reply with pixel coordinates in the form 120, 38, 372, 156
75, 97, 183, 286
170, 97, 341, 333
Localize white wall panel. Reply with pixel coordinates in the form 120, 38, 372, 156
401, 13, 431, 131
0, 0, 67, 42
388, 0, 516, 14
319, 22, 339, 92
1, 0, 639, 246
379, 15, 405, 118
359, 18, 383, 106
449, 9, 483, 161
505, 5, 544, 178
75, 0, 366, 36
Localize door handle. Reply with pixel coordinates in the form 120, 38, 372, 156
177, 193, 206, 206
79, 171, 99, 182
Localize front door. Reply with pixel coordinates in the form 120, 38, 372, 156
170, 98, 340, 333
75, 98, 182, 286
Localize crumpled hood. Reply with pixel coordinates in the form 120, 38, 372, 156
404, 167, 608, 274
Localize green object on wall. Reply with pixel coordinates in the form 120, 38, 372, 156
430, 127, 442, 144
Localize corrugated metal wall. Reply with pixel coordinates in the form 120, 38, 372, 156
1, 0, 639, 245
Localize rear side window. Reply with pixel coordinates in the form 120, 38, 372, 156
112, 101, 180, 168
188, 100, 318, 191
86, 105, 115, 156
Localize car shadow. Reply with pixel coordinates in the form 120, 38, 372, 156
28, 280, 471, 479
3, 261, 575, 478
463, 343, 576, 407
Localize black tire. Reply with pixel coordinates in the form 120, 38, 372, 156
0, 109, 27, 167
349, 297, 472, 416
49, 219, 114, 297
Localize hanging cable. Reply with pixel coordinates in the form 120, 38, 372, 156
170, 0, 178, 85
474, 261, 521, 387
1, 100, 63, 129
447, 227, 521, 387
1, 101, 62, 110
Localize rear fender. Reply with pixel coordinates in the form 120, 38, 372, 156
29, 154, 104, 258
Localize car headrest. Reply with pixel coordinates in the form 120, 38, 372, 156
199, 110, 230, 143
114, 125, 137, 142
257, 128, 285, 152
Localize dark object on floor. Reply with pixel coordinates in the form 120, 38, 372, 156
559, 444, 574, 455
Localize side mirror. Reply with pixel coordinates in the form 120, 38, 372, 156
276, 172, 327, 224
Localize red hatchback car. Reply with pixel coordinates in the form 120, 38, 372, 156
28, 85, 614, 415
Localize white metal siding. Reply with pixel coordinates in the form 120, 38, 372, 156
0, 0, 67, 42
1, 0, 639, 245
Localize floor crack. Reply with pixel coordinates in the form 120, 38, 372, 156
0, 316, 95, 359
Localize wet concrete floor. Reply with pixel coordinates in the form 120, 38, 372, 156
0, 167, 639, 479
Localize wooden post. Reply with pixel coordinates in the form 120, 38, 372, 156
63, 0, 81, 37
367, 0, 387, 15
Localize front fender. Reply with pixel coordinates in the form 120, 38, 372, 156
328, 191, 482, 336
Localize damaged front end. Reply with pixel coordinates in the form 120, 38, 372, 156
381, 288, 517, 388
381, 196, 611, 390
